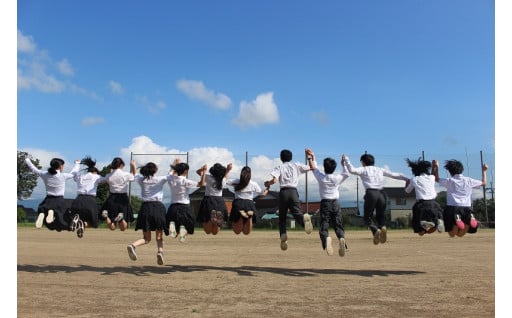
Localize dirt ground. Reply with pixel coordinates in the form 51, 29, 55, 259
17, 226, 495, 318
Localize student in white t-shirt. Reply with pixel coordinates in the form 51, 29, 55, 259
196, 162, 233, 235
264, 149, 313, 251
306, 148, 349, 257
69, 156, 106, 238
25, 157, 79, 232
404, 158, 444, 236
343, 153, 408, 245
127, 161, 169, 265
166, 158, 207, 242
226, 166, 268, 235
432, 159, 488, 237
101, 157, 135, 231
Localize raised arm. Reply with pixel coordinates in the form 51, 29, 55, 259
481, 163, 488, 187
130, 160, 137, 175
431, 160, 440, 182
197, 164, 208, 187
305, 148, 317, 170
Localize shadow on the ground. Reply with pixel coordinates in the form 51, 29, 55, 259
17, 263, 424, 277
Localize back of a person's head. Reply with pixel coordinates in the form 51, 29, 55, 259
140, 162, 158, 179
280, 149, 292, 162
210, 163, 227, 189
323, 158, 337, 174
235, 166, 251, 191
110, 157, 125, 170
444, 159, 463, 176
360, 154, 375, 166
406, 158, 431, 176
81, 156, 99, 173
48, 158, 65, 175
172, 162, 189, 176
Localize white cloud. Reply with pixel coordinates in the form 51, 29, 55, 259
17, 30, 36, 53
17, 29, 101, 100
136, 95, 167, 114
232, 92, 279, 128
81, 117, 105, 127
176, 79, 232, 110
109, 80, 124, 95
57, 59, 74, 76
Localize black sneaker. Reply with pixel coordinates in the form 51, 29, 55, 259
70, 214, 80, 232
76, 220, 84, 238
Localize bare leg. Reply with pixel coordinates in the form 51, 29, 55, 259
232, 219, 243, 234
242, 218, 252, 235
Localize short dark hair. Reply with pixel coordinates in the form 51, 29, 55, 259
360, 154, 375, 166
280, 149, 292, 162
444, 159, 464, 176
323, 158, 337, 174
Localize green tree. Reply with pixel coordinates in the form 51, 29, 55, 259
17, 151, 41, 200
472, 197, 495, 224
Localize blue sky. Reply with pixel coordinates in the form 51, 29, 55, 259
15, 0, 497, 205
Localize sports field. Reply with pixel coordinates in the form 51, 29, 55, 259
17, 227, 495, 317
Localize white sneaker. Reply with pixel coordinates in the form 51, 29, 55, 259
437, 219, 445, 233
114, 213, 124, 223
157, 252, 164, 265
169, 222, 177, 237
379, 226, 387, 244
420, 221, 435, 231
35, 213, 44, 228
70, 214, 80, 231
339, 238, 346, 257
303, 213, 313, 234
45, 210, 55, 224
127, 244, 137, 261
101, 210, 108, 219
179, 225, 187, 243
280, 233, 288, 251
373, 229, 381, 245
325, 237, 334, 256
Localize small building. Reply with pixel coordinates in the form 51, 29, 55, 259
384, 187, 416, 223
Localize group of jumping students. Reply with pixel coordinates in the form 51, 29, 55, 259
24, 148, 488, 265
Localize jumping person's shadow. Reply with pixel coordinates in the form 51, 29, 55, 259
17, 263, 424, 277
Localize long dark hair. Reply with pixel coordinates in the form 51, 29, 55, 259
406, 157, 431, 176
209, 163, 227, 190
171, 162, 189, 176
234, 166, 251, 191
48, 158, 64, 175
81, 156, 99, 173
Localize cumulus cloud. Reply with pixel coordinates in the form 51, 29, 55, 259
17, 29, 101, 100
109, 80, 124, 95
232, 92, 279, 128
176, 79, 232, 110
136, 95, 167, 114
81, 117, 105, 127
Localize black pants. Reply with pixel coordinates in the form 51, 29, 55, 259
363, 189, 388, 234
278, 188, 304, 235
319, 199, 345, 249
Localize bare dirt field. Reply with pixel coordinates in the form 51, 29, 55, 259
17, 227, 495, 318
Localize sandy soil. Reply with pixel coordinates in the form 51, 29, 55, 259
17, 226, 495, 317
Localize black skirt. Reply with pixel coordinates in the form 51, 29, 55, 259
229, 198, 257, 223
166, 203, 195, 235
70, 194, 100, 228
101, 193, 134, 222
135, 201, 167, 234
411, 199, 443, 233
37, 195, 70, 231
196, 196, 227, 223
